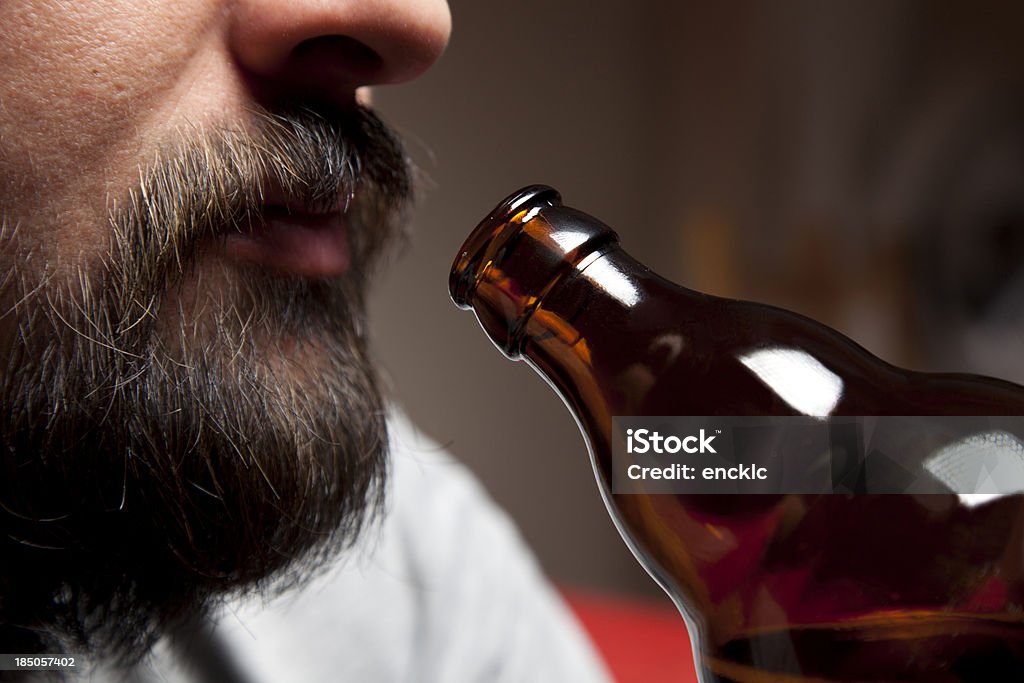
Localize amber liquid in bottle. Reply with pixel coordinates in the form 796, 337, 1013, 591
450, 186, 1024, 682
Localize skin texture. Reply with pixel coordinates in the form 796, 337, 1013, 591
0, 0, 450, 256
0, 0, 450, 666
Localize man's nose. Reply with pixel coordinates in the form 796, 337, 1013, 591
229, 0, 451, 104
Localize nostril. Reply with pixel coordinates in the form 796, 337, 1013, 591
291, 35, 384, 83
229, 1, 449, 103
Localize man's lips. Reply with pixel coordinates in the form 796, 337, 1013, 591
222, 205, 351, 277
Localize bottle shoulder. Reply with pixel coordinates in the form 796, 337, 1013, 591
562, 280, 1024, 419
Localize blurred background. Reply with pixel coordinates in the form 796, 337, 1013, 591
369, 0, 1024, 604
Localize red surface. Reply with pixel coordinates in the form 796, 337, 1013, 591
563, 589, 700, 683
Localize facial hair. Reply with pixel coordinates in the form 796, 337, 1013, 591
0, 105, 411, 665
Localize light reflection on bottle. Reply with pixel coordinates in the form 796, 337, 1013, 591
924, 430, 1024, 507
738, 347, 844, 418
580, 256, 641, 307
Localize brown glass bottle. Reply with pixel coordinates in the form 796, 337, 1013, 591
450, 186, 1024, 682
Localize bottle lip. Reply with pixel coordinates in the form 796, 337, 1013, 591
449, 185, 563, 308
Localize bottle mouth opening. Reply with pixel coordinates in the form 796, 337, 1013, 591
448, 185, 563, 308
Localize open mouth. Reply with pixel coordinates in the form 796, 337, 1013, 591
222, 202, 351, 277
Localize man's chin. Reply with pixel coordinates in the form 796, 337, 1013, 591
0, 253, 388, 664
131, 254, 388, 589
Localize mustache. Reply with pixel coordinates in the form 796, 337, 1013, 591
107, 104, 411, 328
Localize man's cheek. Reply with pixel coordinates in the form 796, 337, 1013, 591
0, 4, 231, 251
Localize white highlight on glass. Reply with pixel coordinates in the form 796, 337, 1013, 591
521, 206, 542, 223
580, 258, 640, 307
739, 347, 844, 418
923, 430, 1024, 508
550, 228, 591, 252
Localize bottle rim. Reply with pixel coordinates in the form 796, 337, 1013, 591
448, 185, 563, 308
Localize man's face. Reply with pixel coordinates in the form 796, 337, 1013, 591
0, 0, 450, 660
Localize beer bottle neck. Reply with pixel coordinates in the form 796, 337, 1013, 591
517, 246, 656, 438
451, 187, 698, 442
450, 185, 623, 360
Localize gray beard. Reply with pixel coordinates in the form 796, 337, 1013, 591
0, 255, 389, 665
0, 106, 408, 664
